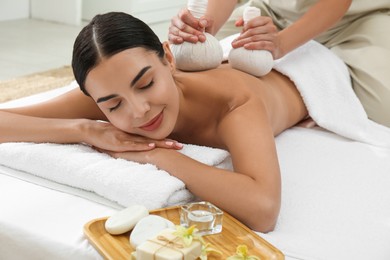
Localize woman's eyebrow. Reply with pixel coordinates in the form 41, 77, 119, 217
97, 94, 118, 103
96, 66, 152, 103
131, 66, 151, 87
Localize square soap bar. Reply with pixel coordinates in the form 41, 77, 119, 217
136, 228, 202, 260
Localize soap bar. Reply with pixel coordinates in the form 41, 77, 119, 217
105, 205, 149, 235
136, 228, 202, 260
130, 215, 175, 249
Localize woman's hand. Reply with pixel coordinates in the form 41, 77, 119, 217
95, 147, 166, 165
81, 120, 183, 152
168, 8, 211, 44
232, 16, 282, 59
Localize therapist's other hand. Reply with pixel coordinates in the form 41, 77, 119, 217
169, 8, 212, 44
232, 16, 282, 59
83, 120, 183, 152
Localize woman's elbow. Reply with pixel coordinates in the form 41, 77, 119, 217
246, 195, 280, 233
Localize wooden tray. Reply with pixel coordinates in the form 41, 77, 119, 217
84, 206, 284, 260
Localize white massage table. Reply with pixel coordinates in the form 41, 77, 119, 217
1, 40, 390, 259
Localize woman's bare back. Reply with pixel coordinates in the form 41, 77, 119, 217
170, 65, 308, 148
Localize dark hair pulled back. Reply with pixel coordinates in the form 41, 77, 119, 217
72, 12, 164, 95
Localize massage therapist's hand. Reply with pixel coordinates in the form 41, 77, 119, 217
232, 16, 282, 59
81, 120, 183, 152
169, 8, 212, 44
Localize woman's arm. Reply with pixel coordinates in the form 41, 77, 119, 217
0, 88, 180, 151
103, 100, 281, 232
0, 88, 102, 143
0, 110, 87, 144
1, 88, 105, 119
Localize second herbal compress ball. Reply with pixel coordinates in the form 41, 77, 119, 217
228, 6, 274, 77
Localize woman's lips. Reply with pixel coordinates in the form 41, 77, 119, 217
140, 111, 163, 131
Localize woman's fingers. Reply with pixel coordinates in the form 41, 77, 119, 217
88, 122, 183, 152
110, 136, 183, 152
118, 140, 156, 151
135, 139, 183, 150
160, 139, 184, 149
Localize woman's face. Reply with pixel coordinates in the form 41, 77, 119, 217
85, 45, 179, 140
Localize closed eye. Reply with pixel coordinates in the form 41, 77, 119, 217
109, 101, 122, 112
141, 80, 154, 89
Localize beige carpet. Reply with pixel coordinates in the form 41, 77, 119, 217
0, 66, 75, 103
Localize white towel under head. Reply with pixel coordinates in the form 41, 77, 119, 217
0, 142, 231, 209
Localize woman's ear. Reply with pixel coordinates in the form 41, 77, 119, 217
162, 41, 176, 72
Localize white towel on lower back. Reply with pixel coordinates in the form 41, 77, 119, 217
221, 35, 390, 148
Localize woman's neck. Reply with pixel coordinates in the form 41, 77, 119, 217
168, 70, 227, 147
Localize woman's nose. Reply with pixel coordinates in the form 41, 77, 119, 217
130, 100, 150, 119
